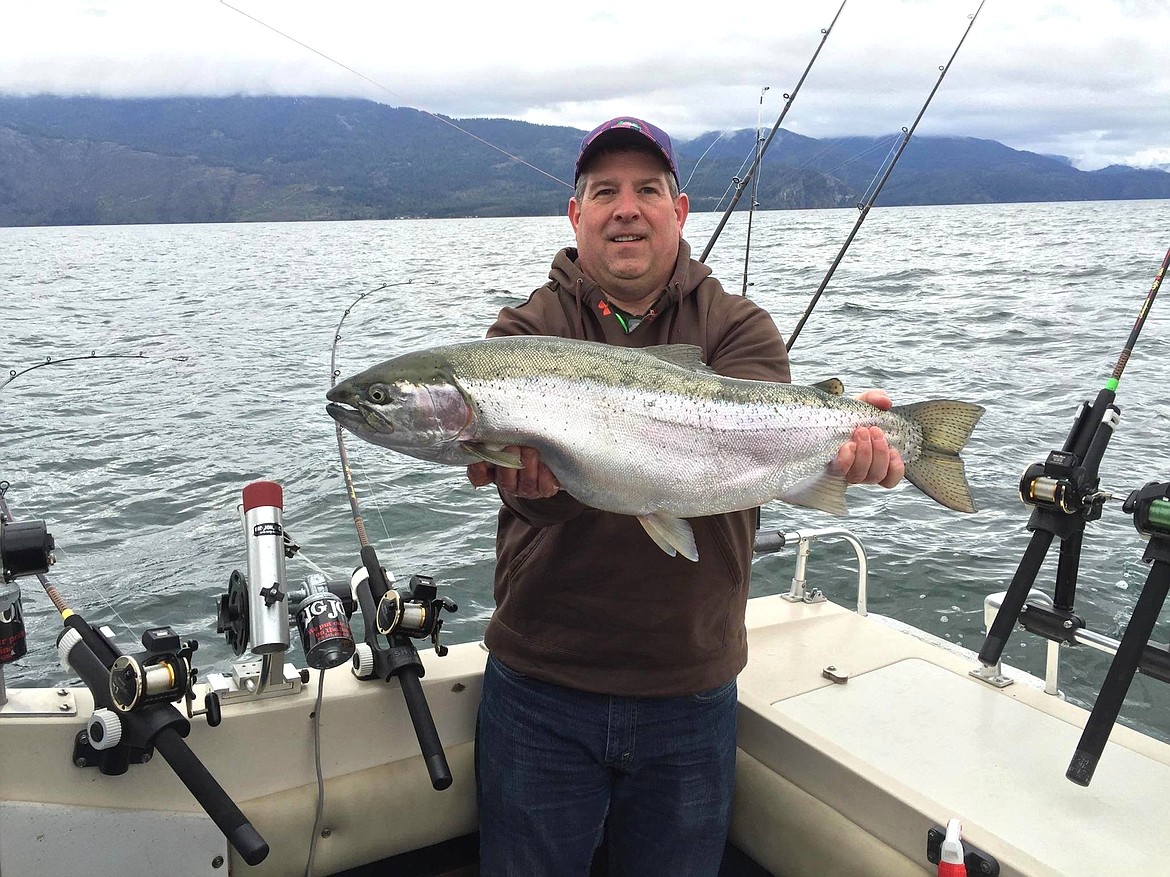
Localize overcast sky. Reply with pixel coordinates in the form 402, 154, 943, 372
2, 1, 1167, 171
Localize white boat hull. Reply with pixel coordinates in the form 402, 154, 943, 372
3, 593, 1169, 875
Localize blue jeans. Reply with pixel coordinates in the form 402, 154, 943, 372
476, 654, 738, 877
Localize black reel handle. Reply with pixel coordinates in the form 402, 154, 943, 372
356, 545, 453, 791
396, 648, 453, 790
154, 726, 270, 865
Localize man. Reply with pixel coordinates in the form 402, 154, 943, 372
468, 117, 903, 876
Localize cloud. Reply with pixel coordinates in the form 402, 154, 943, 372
2, 1, 1168, 171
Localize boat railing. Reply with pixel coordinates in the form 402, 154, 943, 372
976, 589, 1170, 698
752, 528, 1152, 703
754, 527, 869, 616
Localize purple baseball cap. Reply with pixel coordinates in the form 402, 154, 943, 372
574, 117, 679, 186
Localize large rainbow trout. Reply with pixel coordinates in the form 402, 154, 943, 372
326, 336, 984, 561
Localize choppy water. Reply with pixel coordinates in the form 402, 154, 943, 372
3, 201, 1170, 745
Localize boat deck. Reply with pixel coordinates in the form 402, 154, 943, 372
733, 595, 1170, 876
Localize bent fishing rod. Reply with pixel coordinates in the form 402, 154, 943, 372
786, 0, 987, 352
328, 282, 456, 793
698, 0, 850, 265
970, 243, 1170, 787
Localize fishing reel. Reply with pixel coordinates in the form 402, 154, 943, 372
1018, 449, 1110, 520
1, 511, 55, 584
0, 495, 55, 666
352, 570, 456, 676
58, 615, 270, 864
1063, 480, 1170, 788
106, 626, 218, 719
0, 578, 27, 665
1124, 482, 1170, 549
61, 623, 220, 761
375, 573, 455, 650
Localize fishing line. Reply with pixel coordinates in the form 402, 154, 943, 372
328, 280, 413, 546
329, 282, 421, 563
815, 133, 903, 183
681, 132, 726, 191
706, 131, 897, 226
2, 483, 142, 686
329, 281, 414, 551
337, 457, 399, 554
219, 1, 571, 190
755, 131, 903, 202
65, 552, 140, 637
699, 0, 851, 264
858, 135, 905, 205
20, 523, 142, 643
786, 0, 988, 352
295, 549, 332, 583
707, 147, 761, 217
3, 351, 188, 639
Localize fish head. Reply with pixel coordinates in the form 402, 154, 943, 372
326, 351, 477, 465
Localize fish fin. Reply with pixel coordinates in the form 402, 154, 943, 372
776, 469, 849, 516
810, 377, 845, 396
643, 344, 713, 373
460, 442, 523, 469
894, 400, 986, 513
637, 513, 699, 562
904, 448, 978, 513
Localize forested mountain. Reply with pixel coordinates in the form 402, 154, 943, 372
1, 95, 1167, 227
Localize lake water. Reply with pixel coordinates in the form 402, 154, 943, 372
3, 200, 1170, 745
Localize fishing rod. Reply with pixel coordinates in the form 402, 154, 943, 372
739, 87, 770, 296
698, 0, 850, 264
328, 282, 456, 793
786, 0, 987, 352
1, 352, 152, 392
980, 244, 1169, 667
970, 243, 1170, 786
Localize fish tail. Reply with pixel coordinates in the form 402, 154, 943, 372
893, 400, 985, 513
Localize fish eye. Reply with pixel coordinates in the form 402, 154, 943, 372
368, 383, 390, 404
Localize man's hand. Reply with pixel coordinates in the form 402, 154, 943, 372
467, 445, 561, 499
831, 390, 905, 488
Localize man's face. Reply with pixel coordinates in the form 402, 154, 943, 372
569, 149, 689, 307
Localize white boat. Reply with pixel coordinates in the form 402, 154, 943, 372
4, 505, 1170, 876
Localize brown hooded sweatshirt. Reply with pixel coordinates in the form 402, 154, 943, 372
482, 239, 791, 697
